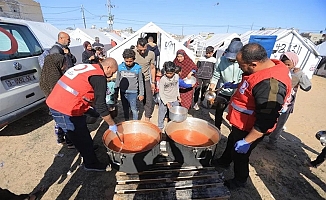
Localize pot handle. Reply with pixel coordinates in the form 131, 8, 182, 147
107, 151, 125, 166
193, 148, 211, 160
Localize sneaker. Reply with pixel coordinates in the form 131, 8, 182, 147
193, 103, 200, 110
67, 143, 75, 149
84, 163, 111, 172
224, 178, 246, 189
57, 134, 66, 144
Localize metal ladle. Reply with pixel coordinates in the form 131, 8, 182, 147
114, 131, 124, 153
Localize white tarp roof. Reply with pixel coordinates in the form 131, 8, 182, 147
69, 28, 112, 44
199, 33, 240, 49
102, 32, 124, 43
317, 42, 326, 56
120, 32, 131, 39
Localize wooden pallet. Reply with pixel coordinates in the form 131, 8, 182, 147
113, 166, 231, 200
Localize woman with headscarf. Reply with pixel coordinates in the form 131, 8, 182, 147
173, 49, 198, 109
82, 41, 99, 64
266, 51, 312, 149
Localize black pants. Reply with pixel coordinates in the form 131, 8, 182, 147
66, 116, 99, 166
50, 108, 99, 167
311, 146, 326, 167
143, 80, 154, 118
214, 94, 231, 129
217, 126, 263, 183
193, 78, 210, 103
268, 106, 292, 143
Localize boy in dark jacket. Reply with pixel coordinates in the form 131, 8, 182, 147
193, 46, 216, 110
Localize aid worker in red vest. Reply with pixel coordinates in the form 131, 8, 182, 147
46, 57, 118, 172
211, 43, 292, 189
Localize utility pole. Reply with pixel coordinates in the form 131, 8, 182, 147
81, 5, 86, 29
251, 22, 254, 30
107, 0, 115, 31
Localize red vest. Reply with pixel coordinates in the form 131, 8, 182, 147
46, 64, 105, 116
226, 59, 292, 133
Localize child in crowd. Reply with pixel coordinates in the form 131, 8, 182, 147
193, 46, 216, 110
267, 52, 312, 149
106, 77, 118, 118
153, 68, 163, 105
175, 65, 196, 89
115, 49, 144, 121
158, 62, 181, 131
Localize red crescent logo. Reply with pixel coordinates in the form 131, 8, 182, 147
73, 65, 88, 71
0, 27, 19, 55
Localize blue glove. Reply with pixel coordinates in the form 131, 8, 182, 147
108, 124, 117, 133
234, 139, 251, 154
223, 82, 238, 89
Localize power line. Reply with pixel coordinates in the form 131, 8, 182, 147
18, 9, 80, 15
43, 9, 80, 15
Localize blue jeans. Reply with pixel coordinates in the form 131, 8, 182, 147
49, 108, 100, 166
120, 91, 138, 120
158, 100, 179, 130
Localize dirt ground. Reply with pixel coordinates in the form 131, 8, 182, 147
0, 75, 325, 200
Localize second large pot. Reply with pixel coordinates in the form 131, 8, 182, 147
164, 117, 221, 167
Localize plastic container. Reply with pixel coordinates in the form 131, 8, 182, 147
249, 35, 277, 58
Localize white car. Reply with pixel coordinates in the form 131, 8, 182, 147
0, 19, 45, 129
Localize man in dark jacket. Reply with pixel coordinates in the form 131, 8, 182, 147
49, 32, 76, 69
147, 36, 160, 66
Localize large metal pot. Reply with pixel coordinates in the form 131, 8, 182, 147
164, 117, 221, 167
103, 120, 162, 172
169, 106, 188, 122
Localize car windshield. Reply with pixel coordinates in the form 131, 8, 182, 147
0, 23, 42, 61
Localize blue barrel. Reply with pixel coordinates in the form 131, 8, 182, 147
249, 35, 277, 58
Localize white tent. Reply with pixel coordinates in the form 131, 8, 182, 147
69, 28, 114, 52
316, 42, 326, 56
240, 29, 321, 79
314, 42, 326, 77
120, 32, 131, 39
102, 32, 124, 43
197, 33, 240, 58
0, 17, 84, 63
107, 22, 195, 69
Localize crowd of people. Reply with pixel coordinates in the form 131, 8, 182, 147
24, 30, 326, 194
